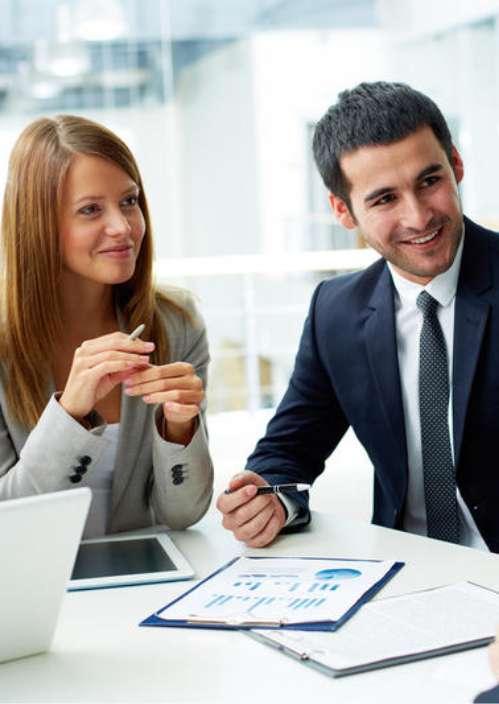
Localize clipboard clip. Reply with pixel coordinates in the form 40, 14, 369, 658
187, 615, 291, 627
274, 641, 310, 661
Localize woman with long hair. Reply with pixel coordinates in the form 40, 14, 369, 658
0, 114, 213, 536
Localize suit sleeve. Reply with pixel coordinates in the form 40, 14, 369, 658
0, 394, 108, 498
150, 298, 214, 529
246, 282, 349, 523
474, 684, 499, 703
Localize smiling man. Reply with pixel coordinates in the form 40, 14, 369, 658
217, 81, 499, 552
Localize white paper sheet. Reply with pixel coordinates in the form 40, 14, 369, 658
156, 556, 398, 625
253, 582, 499, 671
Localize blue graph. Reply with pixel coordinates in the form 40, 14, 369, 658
315, 568, 361, 580
204, 591, 336, 614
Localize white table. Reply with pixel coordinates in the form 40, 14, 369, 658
1, 510, 499, 703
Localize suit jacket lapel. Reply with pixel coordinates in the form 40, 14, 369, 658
364, 266, 408, 491
453, 221, 491, 467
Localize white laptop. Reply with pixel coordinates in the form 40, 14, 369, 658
0, 488, 91, 663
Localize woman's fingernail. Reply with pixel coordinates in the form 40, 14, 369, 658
143, 342, 155, 351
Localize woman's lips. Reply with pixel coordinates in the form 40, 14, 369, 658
99, 245, 133, 258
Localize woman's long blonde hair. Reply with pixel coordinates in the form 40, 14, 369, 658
0, 114, 182, 428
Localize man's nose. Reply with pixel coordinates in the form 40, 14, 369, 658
399, 196, 432, 232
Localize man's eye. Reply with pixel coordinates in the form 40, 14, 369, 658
421, 176, 440, 188
373, 194, 395, 207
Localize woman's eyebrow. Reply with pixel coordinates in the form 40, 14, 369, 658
73, 194, 104, 206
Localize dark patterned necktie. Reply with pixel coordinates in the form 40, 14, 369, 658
417, 290, 460, 543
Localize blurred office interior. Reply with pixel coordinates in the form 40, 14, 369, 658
1, 0, 498, 516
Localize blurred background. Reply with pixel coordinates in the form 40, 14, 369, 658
2, 0, 498, 518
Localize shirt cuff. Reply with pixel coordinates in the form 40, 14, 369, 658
279, 493, 299, 527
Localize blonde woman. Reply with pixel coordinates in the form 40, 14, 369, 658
0, 115, 213, 536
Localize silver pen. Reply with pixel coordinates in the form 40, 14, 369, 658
128, 323, 145, 341
225, 482, 311, 495
256, 483, 311, 495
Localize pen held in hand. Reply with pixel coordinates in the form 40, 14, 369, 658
128, 323, 145, 341
256, 483, 311, 495
224, 483, 311, 495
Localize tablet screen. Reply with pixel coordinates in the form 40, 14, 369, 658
71, 537, 177, 580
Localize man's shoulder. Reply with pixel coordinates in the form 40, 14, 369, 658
315, 255, 387, 307
464, 216, 499, 251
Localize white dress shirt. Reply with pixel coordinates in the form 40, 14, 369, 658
388, 233, 487, 550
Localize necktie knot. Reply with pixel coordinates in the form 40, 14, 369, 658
417, 290, 438, 317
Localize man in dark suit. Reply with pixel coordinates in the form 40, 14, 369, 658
216, 81, 499, 553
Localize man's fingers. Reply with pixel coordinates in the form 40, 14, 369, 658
245, 511, 282, 548
229, 493, 274, 527
216, 483, 258, 514
231, 503, 275, 543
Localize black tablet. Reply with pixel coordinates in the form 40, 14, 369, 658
68, 533, 194, 590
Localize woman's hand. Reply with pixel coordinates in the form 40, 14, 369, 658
59, 332, 154, 421
124, 362, 204, 445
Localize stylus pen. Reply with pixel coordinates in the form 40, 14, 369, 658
224, 483, 311, 495
128, 323, 145, 341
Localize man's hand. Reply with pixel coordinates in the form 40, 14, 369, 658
216, 471, 286, 547
489, 627, 499, 680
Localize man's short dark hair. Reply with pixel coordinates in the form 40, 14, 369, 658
312, 81, 453, 208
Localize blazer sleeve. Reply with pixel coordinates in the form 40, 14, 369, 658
0, 394, 108, 498
149, 295, 214, 529
245, 281, 349, 522
474, 684, 499, 703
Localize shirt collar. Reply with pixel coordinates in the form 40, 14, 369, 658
388, 225, 465, 309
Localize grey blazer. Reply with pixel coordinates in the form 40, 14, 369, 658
0, 290, 214, 532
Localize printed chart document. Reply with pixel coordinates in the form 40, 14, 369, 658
250, 582, 498, 676
140, 556, 403, 631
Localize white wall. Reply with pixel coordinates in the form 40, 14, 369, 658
250, 29, 389, 254
376, 0, 499, 36
175, 39, 261, 257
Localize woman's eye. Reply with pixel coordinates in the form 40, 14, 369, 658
78, 204, 99, 216
122, 195, 138, 208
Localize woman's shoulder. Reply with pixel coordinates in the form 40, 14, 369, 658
154, 286, 204, 334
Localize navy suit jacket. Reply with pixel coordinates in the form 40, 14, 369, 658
247, 216, 499, 552
475, 683, 499, 702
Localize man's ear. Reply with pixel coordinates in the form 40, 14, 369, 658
450, 144, 464, 185
328, 193, 356, 229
